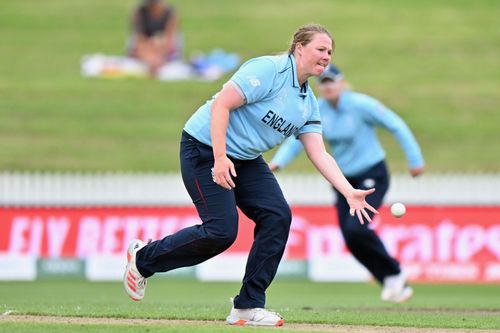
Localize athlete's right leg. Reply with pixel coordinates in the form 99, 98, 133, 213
134, 132, 239, 278
231, 156, 292, 310
226, 156, 288, 326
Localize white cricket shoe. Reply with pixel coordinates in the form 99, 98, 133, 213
381, 272, 414, 303
123, 239, 147, 301
226, 300, 284, 327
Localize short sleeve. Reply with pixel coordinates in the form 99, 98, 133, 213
297, 97, 322, 137
230, 57, 276, 104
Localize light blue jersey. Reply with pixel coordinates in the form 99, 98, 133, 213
183, 54, 322, 160
271, 90, 424, 176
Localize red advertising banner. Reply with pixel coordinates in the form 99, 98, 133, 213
0, 206, 499, 282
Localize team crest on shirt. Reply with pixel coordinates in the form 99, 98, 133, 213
247, 75, 261, 87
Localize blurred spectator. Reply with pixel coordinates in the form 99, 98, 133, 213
127, 0, 182, 74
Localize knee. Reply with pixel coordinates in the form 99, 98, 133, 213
208, 229, 238, 250
275, 201, 292, 226
271, 202, 292, 236
205, 211, 239, 250
282, 205, 292, 226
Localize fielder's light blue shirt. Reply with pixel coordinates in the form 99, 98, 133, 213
183, 54, 322, 160
271, 90, 424, 176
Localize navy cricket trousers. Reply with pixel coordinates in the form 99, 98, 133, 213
333, 161, 401, 283
136, 131, 292, 308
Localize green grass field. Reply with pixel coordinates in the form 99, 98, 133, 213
0, 280, 499, 332
1, 2, 499, 332
1, 0, 499, 172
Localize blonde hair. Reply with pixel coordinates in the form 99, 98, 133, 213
288, 24, 333, 54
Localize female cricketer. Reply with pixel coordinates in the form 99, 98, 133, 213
123, 25, 378, 327
270, 64, 425, 303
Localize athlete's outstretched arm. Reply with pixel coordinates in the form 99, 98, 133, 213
210, 82, 246, 190
300, 132, 378, 224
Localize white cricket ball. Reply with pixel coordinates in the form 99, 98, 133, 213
391, 202, 406, 218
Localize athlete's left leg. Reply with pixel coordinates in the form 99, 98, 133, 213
231, 156, 292, 309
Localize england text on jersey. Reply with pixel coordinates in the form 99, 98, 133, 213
261, 110, 299, 138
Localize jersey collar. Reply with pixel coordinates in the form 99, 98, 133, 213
280, 54, 309, 97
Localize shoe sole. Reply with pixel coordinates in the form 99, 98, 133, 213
382, 287, 414, 303
396, 287, 414, 303
123, 264, 144, 301
227, 318, 284, 327
124, 240, 145, 302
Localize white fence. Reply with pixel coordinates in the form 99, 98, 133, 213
0, 172, 499, 206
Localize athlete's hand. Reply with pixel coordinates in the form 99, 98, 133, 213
346, 188, 378, 224
409, 166, 424, 178
212, 156, 237, 190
